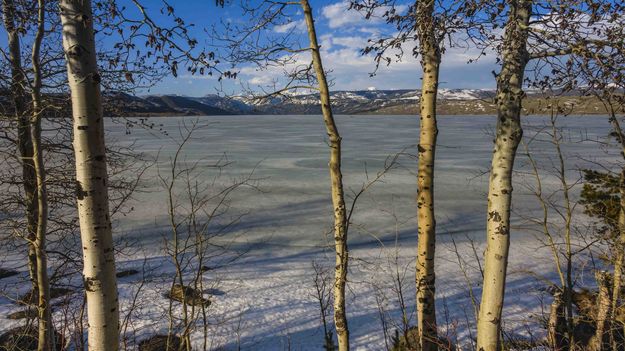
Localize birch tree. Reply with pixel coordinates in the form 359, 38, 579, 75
0, 1, 220, 349
471, 0, 625, 348
60, 1, 119, 349
31, 0, 55, 349
300, 1, 350, 348
219, 1, 354, 348
414, 3, 441, 348
351, 1, 467, 347
476, 2, 531, 349
56, 1, 222, 349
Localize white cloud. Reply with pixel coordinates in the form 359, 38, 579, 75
236, 40, 419, 91
321, 1, 368, 29
231, 8, 499, 92
319, 34, 334, 50
238, 65, 284, 86
331, 36, 369, 49
249, 76, 273, 85
273, 20, 306, 33
321, 1, 408, 29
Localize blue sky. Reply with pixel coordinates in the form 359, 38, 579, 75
0, 0, 499, 96
141, 0, 499, 96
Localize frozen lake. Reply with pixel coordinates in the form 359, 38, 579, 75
107, 114, 617, 252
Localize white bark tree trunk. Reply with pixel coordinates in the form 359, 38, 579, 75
60, 1, 119, 350
476, 1, 531, 350
31, 1, 54, 350
301, 1, 350, 349
415, 0, 440, 349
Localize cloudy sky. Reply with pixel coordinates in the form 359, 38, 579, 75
140, 0, 500, 96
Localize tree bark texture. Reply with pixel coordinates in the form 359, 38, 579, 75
476, 1, 531, 350
415, 0, 440, 349
301, 1, 350, 350
60, 1, 119, 350
31, 0, 54, 349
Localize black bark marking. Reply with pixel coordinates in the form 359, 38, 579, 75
488, 211, 502, 222
75, 181, 87, 200
84, 277, 97, 292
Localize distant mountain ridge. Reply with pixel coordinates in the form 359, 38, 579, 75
105, 88, 610, 116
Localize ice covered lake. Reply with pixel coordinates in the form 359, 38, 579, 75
108, 114, 616, 251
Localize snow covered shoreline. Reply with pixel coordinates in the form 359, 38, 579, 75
0, 231, 563, 350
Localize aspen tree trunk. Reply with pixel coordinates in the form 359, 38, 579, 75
2, 0, 39, 294
547, 291, 567, 351
593, 271, 611, 351
60, 1, 119, 350
476, 1, 531, 350
301, 1, 350, 349
415, 0, 440, 349
31, 1, 55, 349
